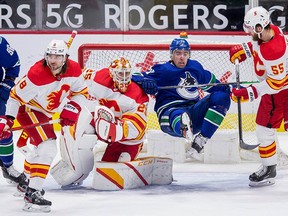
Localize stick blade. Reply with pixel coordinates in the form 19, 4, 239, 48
239, 140, 259, 150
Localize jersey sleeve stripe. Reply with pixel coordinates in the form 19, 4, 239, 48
266, 73, 288, 90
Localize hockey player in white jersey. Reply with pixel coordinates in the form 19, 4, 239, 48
51, 57, 173, 190
0, 38, 89, 212
230, 7, 288, 187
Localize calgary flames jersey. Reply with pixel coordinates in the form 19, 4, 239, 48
83, 67, 149, 145
7, 59, 88, 117
252, 24, 288, 95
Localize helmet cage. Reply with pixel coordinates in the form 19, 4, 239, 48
109, 58, 132, 93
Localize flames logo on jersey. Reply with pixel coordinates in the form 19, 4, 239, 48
177, 71, 199, 99
47, 84, 70, 110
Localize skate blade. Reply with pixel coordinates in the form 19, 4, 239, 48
249, 178, 275, 187
61, 182, 83, 190
185, 148, 204, 161
13, 191, 24, 197
23, 203, 51, 213
5, 179, 17, 185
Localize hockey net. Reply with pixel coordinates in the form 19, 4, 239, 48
78, 42, 260, 161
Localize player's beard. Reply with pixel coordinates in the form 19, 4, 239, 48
49, 63, 63, 76
252, 33, 260, 41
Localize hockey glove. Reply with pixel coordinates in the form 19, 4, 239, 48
95, 118, 128, 143
0, 79, 15, 102
132, 75, 158, 95
0, 116, 14, 140
60, 101, 81, 126
229, 42, 252, 64
231, 85, 258, 103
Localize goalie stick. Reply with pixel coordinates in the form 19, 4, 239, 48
158, 81, 259, 90
235, 58, 259, 150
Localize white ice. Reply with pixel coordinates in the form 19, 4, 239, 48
1, 132, 288, 216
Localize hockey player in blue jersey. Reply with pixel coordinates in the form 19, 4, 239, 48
0, 36, 26, 183
133, 37, 231, 159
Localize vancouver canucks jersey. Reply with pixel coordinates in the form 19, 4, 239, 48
0, 36, 20, 80
142, 59, 226, 116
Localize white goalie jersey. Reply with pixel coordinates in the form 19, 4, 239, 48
50, 67, 173, 190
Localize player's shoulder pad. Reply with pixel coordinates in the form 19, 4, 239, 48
27, 60, 56, 85
126, 82, 149, 104
63, 59, 82, 77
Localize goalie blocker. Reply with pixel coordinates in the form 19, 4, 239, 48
51, 105, 173, 190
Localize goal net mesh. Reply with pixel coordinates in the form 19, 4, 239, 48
78, 42, 259, 147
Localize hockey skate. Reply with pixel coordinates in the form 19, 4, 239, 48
1, 165, 27, 185
15, 179, 45, 197
186, 133, 208, 161
23, 187, 51, 213
249, 165, 276, 187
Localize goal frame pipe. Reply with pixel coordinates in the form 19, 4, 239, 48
78, 43, 235, 68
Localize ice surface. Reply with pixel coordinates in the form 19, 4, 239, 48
1, 132, 288, 216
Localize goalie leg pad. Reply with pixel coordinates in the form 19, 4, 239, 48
51, 134, 96, 186
50, 159, 90, 186
92, 157, 173, 190
51, 106, 96, 186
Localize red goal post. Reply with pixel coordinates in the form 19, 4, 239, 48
78, 42, 259, 146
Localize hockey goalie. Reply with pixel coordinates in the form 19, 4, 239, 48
50, 58, 173, 190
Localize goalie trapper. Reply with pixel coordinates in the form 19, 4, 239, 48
23, 187, 52, 213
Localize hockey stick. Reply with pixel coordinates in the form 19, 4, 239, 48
235, 58, 259, 150
158, 81, 259, 90
10, 119, 60, 132
66, 30, 77, 49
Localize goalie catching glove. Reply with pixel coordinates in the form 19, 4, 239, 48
231, 85, 258, 102
60, 101, 81, 126
229, 42, 253, 64
94, 106, 128, 142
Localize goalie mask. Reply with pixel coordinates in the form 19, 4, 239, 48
45, 40, 68, 75
243, 7, 270, 35
109, 57, 132, 93
170, 38, 190, 58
